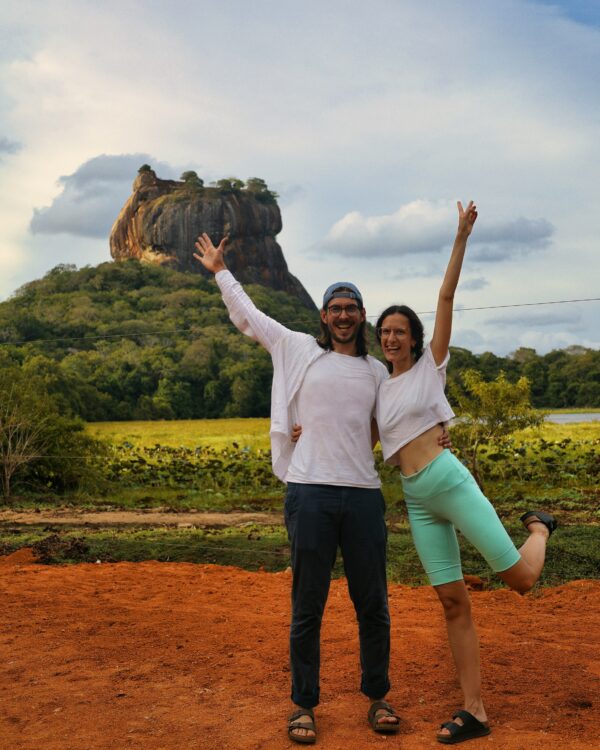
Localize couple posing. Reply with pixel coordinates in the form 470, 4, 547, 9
193, 201, 556, 745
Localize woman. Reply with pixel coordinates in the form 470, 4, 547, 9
375, 200, 557, 744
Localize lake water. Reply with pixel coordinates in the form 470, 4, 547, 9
545, 412, 599, 424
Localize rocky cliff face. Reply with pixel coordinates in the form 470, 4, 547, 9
110, 169, 315, 309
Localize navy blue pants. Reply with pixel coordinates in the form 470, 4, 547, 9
284, 483, 391, 708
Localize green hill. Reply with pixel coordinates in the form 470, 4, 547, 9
0, 261, 598, 418
0, 260, 319, 420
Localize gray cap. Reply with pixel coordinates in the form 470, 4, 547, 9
322, 281, 363, 309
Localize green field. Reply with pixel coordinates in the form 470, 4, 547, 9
83, 417, 600, 518
87, 416, 599, 449
88, 418, 272, 450
2, 417, 598, 584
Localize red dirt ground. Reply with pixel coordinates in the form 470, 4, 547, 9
1, 550, 598, 750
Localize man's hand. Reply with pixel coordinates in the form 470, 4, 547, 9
457, 200, 477, 237
193, 233, 229, 274
438, 425, 453, 450
291, 424, 302, 443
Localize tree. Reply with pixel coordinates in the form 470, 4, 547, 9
449, 370, 544, 490
138, 164, 153, 173
215, 178, 234, 194
180, 171, 204, 191
0, 365, 106, 500
0, 383, 54, 499
214, 177, 244, 194
245, 177, 278, 203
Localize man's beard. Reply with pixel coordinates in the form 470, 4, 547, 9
328, 323, 359, 344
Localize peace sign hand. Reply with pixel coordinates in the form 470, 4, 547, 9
457, 200, 478, 237
193, 233, 229, 274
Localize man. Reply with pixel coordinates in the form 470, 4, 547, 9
194, 232, 437, 742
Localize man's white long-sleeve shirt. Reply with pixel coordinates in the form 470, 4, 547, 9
215, 270, 387, 486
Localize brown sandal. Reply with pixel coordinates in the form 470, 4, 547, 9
368, 700, 400, 734
288, 708, 316, 745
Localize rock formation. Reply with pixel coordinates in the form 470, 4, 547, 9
110, 168, 315, 309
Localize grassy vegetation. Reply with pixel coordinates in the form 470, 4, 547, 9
87, 416, 598, 449
3, 418, 597, 517
88, 418, 272, 450
518, 422, 599, 440
1, 522, 597, 588
547, 407, 600, 414
2, 417, 598, 584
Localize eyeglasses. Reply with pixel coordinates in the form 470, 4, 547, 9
376, 327, 407, 338
327, 304, 361, 316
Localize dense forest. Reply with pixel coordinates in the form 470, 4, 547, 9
0, 261, 598, 420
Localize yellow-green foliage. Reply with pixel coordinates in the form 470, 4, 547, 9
449, 370, 544, 488
88, 418, 271, 450
515, 421, 599, 443
88, 417, 598, 452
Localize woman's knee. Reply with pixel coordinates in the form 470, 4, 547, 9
435, 582, 471, 620
499, 566, 535, 594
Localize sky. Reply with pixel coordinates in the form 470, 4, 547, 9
1, 0, 599, 356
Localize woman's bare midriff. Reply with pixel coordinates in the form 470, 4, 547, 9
393, 424, 445, 476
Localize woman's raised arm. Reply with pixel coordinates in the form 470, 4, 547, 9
430, 201, 478, 365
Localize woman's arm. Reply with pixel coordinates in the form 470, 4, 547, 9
430, 201, 478, 365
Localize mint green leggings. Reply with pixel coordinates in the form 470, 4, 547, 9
401, 450, 521, 587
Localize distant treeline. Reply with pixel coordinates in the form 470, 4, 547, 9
0, 261, 598, 420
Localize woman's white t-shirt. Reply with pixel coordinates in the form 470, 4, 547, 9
376, 344, 455, 465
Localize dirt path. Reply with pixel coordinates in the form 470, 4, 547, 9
0, 509, 282, 528
0, 549, 598, 749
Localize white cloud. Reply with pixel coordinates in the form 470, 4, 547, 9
317, 200, 554, 260
29, 154, 181, 238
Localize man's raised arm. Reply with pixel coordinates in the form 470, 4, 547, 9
194, 233, 290, 353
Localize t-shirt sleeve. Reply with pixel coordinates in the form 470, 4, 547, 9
423, 344, 449, 386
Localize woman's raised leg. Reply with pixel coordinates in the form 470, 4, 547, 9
498, 514, 552, 593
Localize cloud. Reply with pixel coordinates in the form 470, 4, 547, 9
452, 329, 485, 349
29, 153, 182, 238
0, 136, 21, 156
460, 277, 490, 291
486, 308, 582, 328
319, 200, 451, 258
392, 261, 445, 279
317, 200, 555, 261
470, 217, 555, 262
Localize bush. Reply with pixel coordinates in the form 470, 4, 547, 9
449, 370, 543, 489
0, 363, 108, 500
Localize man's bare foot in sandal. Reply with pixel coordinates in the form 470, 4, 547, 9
288, 706, 316, 744
368, 700, 400, 734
